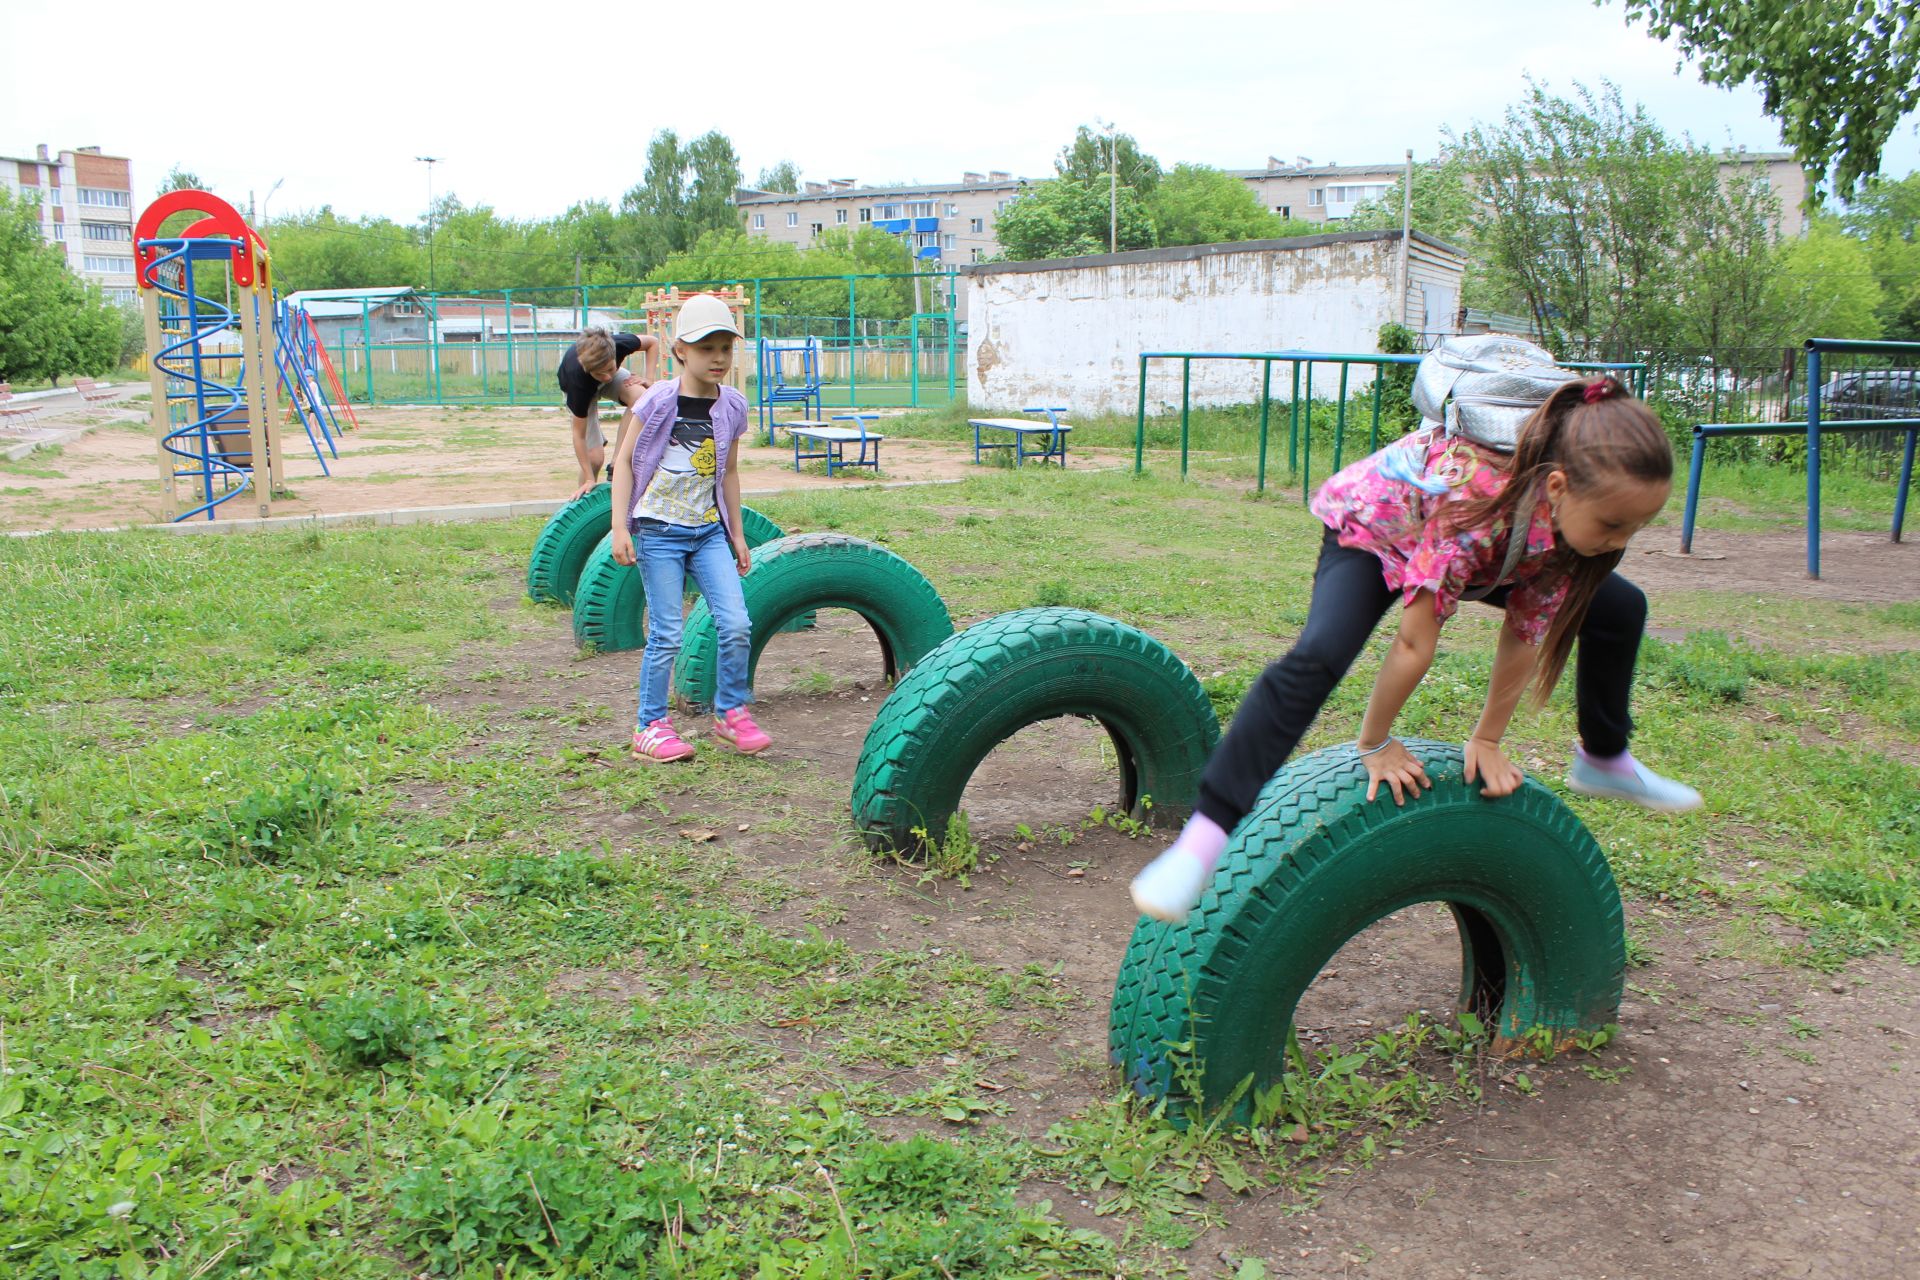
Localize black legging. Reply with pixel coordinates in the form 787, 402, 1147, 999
1194, 525, 1646, 832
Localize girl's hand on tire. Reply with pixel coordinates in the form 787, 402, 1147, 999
1363, 739, 1429, 805
1464, 736, 1524, 797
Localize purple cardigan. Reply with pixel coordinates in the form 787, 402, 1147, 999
625, 378, 750, 543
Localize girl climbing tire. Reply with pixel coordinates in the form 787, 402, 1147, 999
850, 607, 1219, 855
673, 533, 954, 711
571, 506, 791, 653
526, 484, 612, 606
1108, 740, 1625, 1122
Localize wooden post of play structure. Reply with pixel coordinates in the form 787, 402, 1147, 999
141, 263, 179, 522
642, 286, 749, 393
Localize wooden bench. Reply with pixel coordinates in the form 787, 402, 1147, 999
969, 406, 1072, 466
0, 383, 38, 424
74, 377, 117, 403
788, 414, 885, 477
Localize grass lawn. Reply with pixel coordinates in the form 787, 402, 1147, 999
1, 465, 1915, 1276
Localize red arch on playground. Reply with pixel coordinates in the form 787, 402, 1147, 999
134, 189, 268, 290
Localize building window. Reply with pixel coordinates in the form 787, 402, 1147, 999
835, 208, 847, 224
859, 208, 872, 223
968, 217, 984, 233
810, 222, 823, 237
82, 255, 135, 274
77, 187, 130, 208
1323, 184, 1388, 204
1308, 189, 1324, 206
786, 212, 798, 227
942, 234, 956, 249
82, 221, 130, 241
51, 223, 65, 240
912, 232, 938, 249
752, 213, 765, 229
876, 204, 897, 219
995, 199, 1010, 212
1274, 205, 1291, 219
106, 288, 136, 305
944, 203, 958, 216
970, 248, 986, 263
906, 201, 934, 217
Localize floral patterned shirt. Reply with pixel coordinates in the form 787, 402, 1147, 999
1308, 430, 1568, 644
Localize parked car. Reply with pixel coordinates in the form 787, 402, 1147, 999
1817, 368, 1920, 420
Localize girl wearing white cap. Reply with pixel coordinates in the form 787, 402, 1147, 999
609, 294, 772, 762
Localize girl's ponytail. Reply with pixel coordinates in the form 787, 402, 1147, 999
1434, 375, 1671, 704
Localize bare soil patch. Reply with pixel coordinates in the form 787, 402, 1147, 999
421, 584, 1919, 1279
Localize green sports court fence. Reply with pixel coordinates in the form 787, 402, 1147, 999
323, 271, 961, 411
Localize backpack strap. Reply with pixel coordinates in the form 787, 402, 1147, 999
1459, 487, 1538, 603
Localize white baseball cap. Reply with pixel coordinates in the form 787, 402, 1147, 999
674, 294, 742, 342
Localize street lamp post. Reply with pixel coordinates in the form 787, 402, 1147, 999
415, 155, 440, 293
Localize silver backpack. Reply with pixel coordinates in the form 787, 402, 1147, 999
1411, 334, 1575, 452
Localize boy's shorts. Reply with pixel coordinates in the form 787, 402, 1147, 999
579, 368, 633, 450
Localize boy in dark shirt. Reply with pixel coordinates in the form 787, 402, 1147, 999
555, 327, 660, 497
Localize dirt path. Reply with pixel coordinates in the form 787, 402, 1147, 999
0, 401, 1131, 532
442, 588, 1918, 1280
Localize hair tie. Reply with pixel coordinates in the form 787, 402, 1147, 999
1583, 380, 1614, 405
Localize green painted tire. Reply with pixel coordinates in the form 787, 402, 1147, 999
1108, 740, 1625, 1123
571, 506, 793, 654
850, 607, 1219, 855
526, 484, 612, 606
673, 533, 955, 712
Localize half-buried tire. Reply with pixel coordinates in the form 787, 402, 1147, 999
572, 506, 794, 653
850, 607, 1219, 855
673, 533, 954, 712
1108, 740, 1625, 1123
527, 483, 612, 606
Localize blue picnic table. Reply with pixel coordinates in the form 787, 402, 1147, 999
969, 407, 1072, 466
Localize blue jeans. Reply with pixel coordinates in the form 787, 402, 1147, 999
634, 519, 752, 726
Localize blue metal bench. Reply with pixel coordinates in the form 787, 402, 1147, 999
969, 406, 1072, 466
789, 414, 884, 477
756, 339, 824, 443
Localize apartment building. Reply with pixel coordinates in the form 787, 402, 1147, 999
0, 144, 137, 304
1235, 151, 1809, 237
737, 149, 1811, 266
734, 172, 1025, 267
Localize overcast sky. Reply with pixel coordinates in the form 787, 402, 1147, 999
4, 0, 1915, 225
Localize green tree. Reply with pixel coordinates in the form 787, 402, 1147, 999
656, 227, 914, 321
157, 166, 209, 195
755, 161, 801, 194
1345, 154, 1478, 245
1609, 0, 1920, 196
1843, 171, 1920, 338
1055, 124, 1162, 195
1459, 80, 1789, 356
993, 179, 1156, 260
684, 131, 744, 246
1148, 164, 1287, 246
0, 189, 123, 384
1769, 216, 1886, 340
262, 207, 424, 294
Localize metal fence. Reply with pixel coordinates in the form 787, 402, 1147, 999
323, 271, 962, 411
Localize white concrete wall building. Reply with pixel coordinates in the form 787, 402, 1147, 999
962, 230, 1467, 415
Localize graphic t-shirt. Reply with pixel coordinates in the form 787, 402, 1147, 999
633, 395, 719, 526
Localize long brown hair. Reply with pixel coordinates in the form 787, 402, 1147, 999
1434, 375, 1671, 704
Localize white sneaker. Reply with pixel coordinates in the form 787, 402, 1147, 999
1130, 847, 1213, 923
1567, 753, 1702, 813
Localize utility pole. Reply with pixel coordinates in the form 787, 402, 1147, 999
1396, 148, 1413, 328
1108, 121, 1118, 254
415, 155, 440, 293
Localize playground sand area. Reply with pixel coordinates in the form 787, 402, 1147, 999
4, 429, 1917, 1275
0, 399, 1132, 533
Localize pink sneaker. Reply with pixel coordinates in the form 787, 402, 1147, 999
711, 707, 771, 754
632, 718, 695, 763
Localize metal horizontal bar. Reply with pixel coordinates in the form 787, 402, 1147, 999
1696, 420, 1920, 437
1804, 337, 1920, 355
